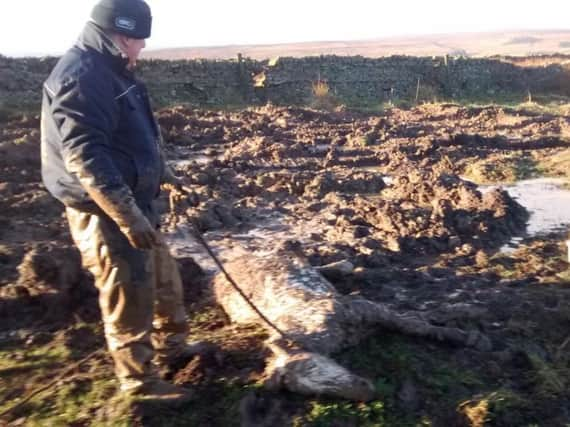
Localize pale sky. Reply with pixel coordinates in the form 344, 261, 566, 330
0, 0, 568, 56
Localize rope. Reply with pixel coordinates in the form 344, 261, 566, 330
167, 185, 294, 343
189, 220, 293, 342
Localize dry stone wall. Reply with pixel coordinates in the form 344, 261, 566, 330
252, 55, 570, 105
1, 54, 569, 111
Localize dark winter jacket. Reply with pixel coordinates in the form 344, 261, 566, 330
41, 22, 164, 222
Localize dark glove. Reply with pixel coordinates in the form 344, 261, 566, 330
118, 211, 159, 250
84, 186, 159, 250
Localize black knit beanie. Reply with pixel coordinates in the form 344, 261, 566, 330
91, 0, 152, 39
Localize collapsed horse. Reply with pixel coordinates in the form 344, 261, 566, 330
167, 218, 492, 402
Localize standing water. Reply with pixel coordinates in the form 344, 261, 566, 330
486, 178, 570, 251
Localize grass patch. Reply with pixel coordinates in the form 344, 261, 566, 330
0, 98, 40, 120
411, 94, 570, 116
21, 376, 128, 427
536, 148, 570, 181
463, 154, 539, 184
0, 326, 130, 426
297, 400, 387, 427
0, 103, 22, 123
310, 80, 340, 111
331, 332, 491, 424
515, 100, 570, 116
0, 341, 69, 374
141, 382, 260, 427
527, 352, 569, 398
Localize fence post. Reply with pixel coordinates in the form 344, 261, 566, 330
415, 77, 421, 104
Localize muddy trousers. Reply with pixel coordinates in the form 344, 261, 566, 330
66, 207, 188, 391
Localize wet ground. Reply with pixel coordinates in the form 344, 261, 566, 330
2, 103, 570, 425
486, 178, 570, 251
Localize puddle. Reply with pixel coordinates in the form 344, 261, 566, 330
172, 157, 209, 167
171, 154, 217, 168
170, 148, 225, 169
487, 178, 570, 251
309, 143, 331, 154
345, 165, 393, 185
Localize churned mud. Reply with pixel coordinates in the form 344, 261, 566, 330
2, 103, 570, 426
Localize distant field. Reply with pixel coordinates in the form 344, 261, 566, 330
143, 30, 570, 60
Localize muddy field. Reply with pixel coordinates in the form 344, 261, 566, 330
2, 103, 570, 426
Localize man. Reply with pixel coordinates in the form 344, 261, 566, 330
41, 0, 194, 402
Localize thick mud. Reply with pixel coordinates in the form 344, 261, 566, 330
2, 103, 570, 425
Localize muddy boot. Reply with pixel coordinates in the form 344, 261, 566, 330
126, 378, 194, 405
154, 340, 218, 379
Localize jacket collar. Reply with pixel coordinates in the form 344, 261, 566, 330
76, 21, 131, 75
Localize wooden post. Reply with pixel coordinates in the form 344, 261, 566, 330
237, 52, 248, 102
415, 77, 421, 104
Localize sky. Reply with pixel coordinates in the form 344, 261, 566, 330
0, 0, 568, 56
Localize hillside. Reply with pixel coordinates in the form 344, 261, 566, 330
143, 30, 570, 60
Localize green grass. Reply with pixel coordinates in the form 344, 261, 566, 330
0, 103, 22, 123
514, 99, 570, 116
0, 98, 39, 121
299, 400, 387, 427
22, 377, 130, 427
536, 149, 570, 181
0, 327, 130, 426
527, 353, 567, 397
0, 341, 69, 378
311, 92, 570, 116
329, 333, 491, 424
3, 85, 570, 119
463, 154, 539, 184
141, 382, 262, 427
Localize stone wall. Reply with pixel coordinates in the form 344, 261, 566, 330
1, 54, 569, 111
0, 56, 58, 111
245, 55, 570, 106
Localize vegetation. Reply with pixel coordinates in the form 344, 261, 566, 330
463, 154, 539, 184
310, 79, 340, 111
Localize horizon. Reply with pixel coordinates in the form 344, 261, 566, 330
3, 28, 570, 59
144, 28, 570, 50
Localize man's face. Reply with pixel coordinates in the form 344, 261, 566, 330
118, 36, 146, 68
